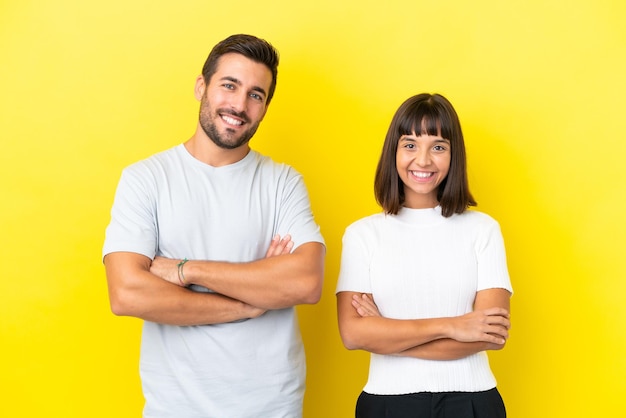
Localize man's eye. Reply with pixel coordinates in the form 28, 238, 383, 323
250, 93, 262, 101
223, 83, 234, 89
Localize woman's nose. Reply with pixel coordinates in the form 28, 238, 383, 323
416, 149, 431, 166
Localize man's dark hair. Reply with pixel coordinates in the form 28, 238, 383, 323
202, 34, 280, 104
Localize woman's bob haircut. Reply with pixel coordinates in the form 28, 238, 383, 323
374, 93, 476, 217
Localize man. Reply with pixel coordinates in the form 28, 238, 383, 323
103, 34, 325, 417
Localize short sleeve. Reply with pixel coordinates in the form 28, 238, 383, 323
275, 169, 324, 250
335, 222, 373, 294
475, 219, 513, 293
102, 166, 158, 261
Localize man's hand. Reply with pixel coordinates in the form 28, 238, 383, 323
149, 257, 181, 286
265, 234, 294, 257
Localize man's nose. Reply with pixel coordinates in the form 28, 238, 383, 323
229, 91, 248, 113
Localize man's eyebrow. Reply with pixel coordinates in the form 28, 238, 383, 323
220, 76, 241, 85
220, 76, 267, 97
250, 85, 267, 97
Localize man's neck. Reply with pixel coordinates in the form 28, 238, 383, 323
184, 130, 250, 167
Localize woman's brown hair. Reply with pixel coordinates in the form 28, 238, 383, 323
374, 93, 476, 217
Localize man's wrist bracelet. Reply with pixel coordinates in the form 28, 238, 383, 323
177, 258, 188, 286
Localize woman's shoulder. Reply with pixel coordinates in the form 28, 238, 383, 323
456, 208, 499, 223
340, 213, 391, 249
346, 212, 388, 228
342, 212, 391, 237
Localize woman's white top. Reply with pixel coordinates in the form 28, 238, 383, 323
336, 206, 512, 394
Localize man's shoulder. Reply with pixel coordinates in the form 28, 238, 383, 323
251, 150, 290, 168
123, 145, 183, 173
249, 150, 301, 179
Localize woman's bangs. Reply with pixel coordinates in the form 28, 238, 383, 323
399, 107, 442, 137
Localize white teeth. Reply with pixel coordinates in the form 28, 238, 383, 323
411, 171, 432, 178
222, 115, 243, 126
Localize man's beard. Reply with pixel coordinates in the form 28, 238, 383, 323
198, 99, 260, 150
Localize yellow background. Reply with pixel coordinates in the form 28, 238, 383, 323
1, 1, 625, 417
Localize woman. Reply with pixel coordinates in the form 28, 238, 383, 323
336, 93, 513, 418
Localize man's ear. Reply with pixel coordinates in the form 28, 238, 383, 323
194, 75, 206, 100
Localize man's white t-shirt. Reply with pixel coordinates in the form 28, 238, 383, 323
103, 145, 324, 417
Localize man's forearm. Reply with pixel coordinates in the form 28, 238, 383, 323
105, 252, 265, 326
182, 242, 325, 309
124, 288, 266, 326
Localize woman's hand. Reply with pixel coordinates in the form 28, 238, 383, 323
449, 307, 510, 344
353, 295, 510, 344
352, 293, 381, 317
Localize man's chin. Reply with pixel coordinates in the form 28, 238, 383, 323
214, 138, 250, 150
